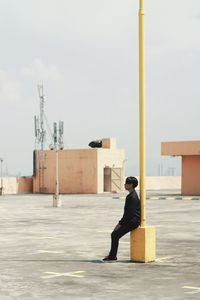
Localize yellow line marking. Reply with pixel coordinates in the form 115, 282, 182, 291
37, 250, 65, 254
183, 286, 200, 290
156, 256, 174, 262
33, 237, 57, 239
41, 271, 85, 279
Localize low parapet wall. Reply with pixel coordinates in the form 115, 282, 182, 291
0, 176, 181, 195
0, 177, 33, 195
0, 177, 18, 194
17, 177, 33, 193
145, 176, 181, 190
133, 176, 181, 191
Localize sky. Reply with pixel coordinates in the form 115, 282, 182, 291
0, 0, 200, 177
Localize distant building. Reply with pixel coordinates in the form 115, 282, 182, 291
33, 138, 125, 194
162, 140, 200, 195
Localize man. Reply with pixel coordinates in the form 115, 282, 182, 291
102, 176, 141, 262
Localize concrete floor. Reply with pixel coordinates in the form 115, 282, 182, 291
0, 192, 200, 300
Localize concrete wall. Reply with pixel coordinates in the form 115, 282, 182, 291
33, 149, 98, 194
17, 177, 33, 193
0, 176, 181, 194
144, 176, 181, 190
0, 177, 18, 194
182, 156, 200, 195
32, 175, 181, 192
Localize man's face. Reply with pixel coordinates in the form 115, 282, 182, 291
124, 183, 133, 191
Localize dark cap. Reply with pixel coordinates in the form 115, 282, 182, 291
125, 176, 138, 188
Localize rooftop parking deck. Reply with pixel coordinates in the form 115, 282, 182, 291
0, 192, 200, 300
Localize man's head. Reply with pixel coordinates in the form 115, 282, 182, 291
124, 176, 138, 191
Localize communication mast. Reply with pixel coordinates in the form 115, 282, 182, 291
34, 84, 46, 150
34, 84, 47, 193
34, 84, 65, 195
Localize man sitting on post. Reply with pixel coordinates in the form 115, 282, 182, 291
102, 176, 141, 262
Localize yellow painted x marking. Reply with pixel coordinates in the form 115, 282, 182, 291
41, 271, 85, 279
37, 250, 64, 254
183, 286, 200, 295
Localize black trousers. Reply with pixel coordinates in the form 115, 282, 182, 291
109, 223, 139, 257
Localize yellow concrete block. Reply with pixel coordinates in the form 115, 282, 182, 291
130, 226, 156, 262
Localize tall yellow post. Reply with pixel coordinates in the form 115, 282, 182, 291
130, 0, 156, 262
139, 0, 146, 228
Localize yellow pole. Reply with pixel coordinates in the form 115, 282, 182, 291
130, 0, 156, 263
139, 0, 146, 227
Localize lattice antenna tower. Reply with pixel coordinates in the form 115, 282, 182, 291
34, 84, 46, 150
38, 84, 46, 150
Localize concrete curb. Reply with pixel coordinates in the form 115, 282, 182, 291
113, 196, 200, 201
147, 196, 200, 200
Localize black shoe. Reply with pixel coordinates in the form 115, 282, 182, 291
102, 255, 117, 262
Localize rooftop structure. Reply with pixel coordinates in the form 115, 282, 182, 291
33, 138, 125, 194
162, 140, 200, 195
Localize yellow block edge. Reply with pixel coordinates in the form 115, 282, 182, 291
130, 226, 156, 263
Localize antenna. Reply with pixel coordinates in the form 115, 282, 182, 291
34, 115, 40, 149
37, 84, 46, 151
53, 122, 57, 148
34, 115, 37, 138
58, 120, 64, 149
34, 84, 64, 151
33, 84, 47, 193
33, 84, 65, 196
52, 120, 64, 150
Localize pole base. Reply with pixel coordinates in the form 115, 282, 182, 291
130, 226, 156, 262
53, 194, 61, 207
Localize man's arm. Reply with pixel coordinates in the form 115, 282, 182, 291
114, 223, 121, 231
119, 195, 138, 225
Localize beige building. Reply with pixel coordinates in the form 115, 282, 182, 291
33, 138, 125, 194
162, 140, 200, 195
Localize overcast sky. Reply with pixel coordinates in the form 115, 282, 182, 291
0, 0, 200, 176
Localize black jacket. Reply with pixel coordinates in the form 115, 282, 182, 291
119, 190, 141, 226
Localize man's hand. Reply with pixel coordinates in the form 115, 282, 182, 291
114, 224, 121, 231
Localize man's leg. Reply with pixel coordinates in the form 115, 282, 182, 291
109, 224, 133, 258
